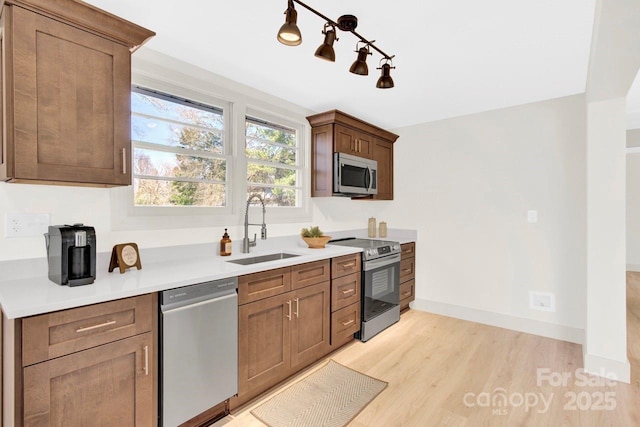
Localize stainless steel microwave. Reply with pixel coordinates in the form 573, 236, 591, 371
334, 152, 378, 196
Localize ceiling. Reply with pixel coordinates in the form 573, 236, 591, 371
83, 0, 614, 130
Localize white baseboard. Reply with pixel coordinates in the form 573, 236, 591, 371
626, 263, 640, 272
583, 350, 631, 384
412, 298, 584, 344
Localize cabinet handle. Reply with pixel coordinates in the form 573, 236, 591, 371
357, 140, 361, 152
402, 268, 412, 273
294, 298, 299, 318
402, 291, 411, 297
286, 300, 292, 320
76, 320, 116, 333
143, 345, 149, 376
121, 148, 127, 174
342, 288, 355, 295
341, 319, 355, 327
341, 262, 356, 268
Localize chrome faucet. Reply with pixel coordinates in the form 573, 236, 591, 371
243, 194, 267, 253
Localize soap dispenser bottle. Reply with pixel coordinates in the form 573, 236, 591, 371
220, 229, 232, 256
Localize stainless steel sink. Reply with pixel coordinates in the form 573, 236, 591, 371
227, 252, 300, 266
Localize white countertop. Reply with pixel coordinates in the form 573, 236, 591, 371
0, 229, 416, 319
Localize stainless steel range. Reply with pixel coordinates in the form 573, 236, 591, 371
329, 238, 401, 341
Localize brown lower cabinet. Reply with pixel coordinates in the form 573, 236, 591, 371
23, 332, 154, 426
233, 256, 362, 409
400, 242, 416, 312
237, 281, 330, 406
3, 294, 158, 427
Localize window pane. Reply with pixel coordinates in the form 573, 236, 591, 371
246, 139, 295, 165
132, 88, 227, 208
245, 115, 300, 209
134, 148, 226, 181
248, 186, 296, 207
134, 179, 226, 207
132, 91, 223, 130
245, 121, 296, 147
247, 163, 296, 186
132, 115, 223, 154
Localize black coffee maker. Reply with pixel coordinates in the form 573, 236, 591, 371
45, 224, 96, 286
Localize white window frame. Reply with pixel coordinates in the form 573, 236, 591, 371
244, 107, 309, 219
111, 66, 311, 231
131, 86, 231, 210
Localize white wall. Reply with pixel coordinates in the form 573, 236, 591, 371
626, 129, 640, 270
582, 0, 640, 383
391, 95, 587, 342
585, 97, 629, 381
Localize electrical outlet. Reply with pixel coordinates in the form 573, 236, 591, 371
529, 291, 555, 312
527, 210, 538, 223
5, 213, 50, 238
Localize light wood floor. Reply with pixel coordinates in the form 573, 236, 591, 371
216, 277, 640, 426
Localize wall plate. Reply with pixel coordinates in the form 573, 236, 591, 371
5, 213, 50, 238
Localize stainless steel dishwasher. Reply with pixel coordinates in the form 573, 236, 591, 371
160, 277, 238, 427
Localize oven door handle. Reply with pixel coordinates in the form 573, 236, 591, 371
363, 253, 402, 271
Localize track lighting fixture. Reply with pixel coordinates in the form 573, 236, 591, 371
277, 0, 396, 88
349, 42, 372, 76
314, 24, 338, 62
277, 0, 302, 46
376, 59, 395, 89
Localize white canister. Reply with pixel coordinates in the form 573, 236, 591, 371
368, 217, 376, 237
379, 221, 387, 238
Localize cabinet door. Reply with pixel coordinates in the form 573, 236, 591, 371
372, 137, 394, 200
356, 131, 373, 158
23, 332, 154, 427
10, 6, 131, 185
334, 125, 372, 158
238, 293, 291, 398
290, 282, 331, 369
334, 125, 358, 155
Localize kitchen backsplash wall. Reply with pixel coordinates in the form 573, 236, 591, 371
0, 184, 395, 261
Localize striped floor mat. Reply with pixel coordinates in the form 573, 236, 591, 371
251, 360, 388, 427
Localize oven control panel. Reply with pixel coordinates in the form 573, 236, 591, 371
365, 243, 400, 259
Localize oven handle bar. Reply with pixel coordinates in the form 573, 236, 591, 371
363, 253, 402, 271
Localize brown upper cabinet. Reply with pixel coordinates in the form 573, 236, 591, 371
306, 109, 399, 200
0, 0, 154, 186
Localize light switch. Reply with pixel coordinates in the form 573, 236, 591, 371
527, 210, 538, 223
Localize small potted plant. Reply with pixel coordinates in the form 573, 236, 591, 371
300, 226, 331, 249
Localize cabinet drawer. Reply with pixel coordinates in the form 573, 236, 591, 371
331, 273, 361, 312
331, 253, 361, 279
401, 242, 415, 258
400, 279, 415, 304
331, 303, 360, 346
400, 257, 415, 283
291, 259, 330, 290
239, 267, 291, 305
22, 294, 153, 366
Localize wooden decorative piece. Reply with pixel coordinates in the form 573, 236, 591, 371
109, 243, 142, 274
